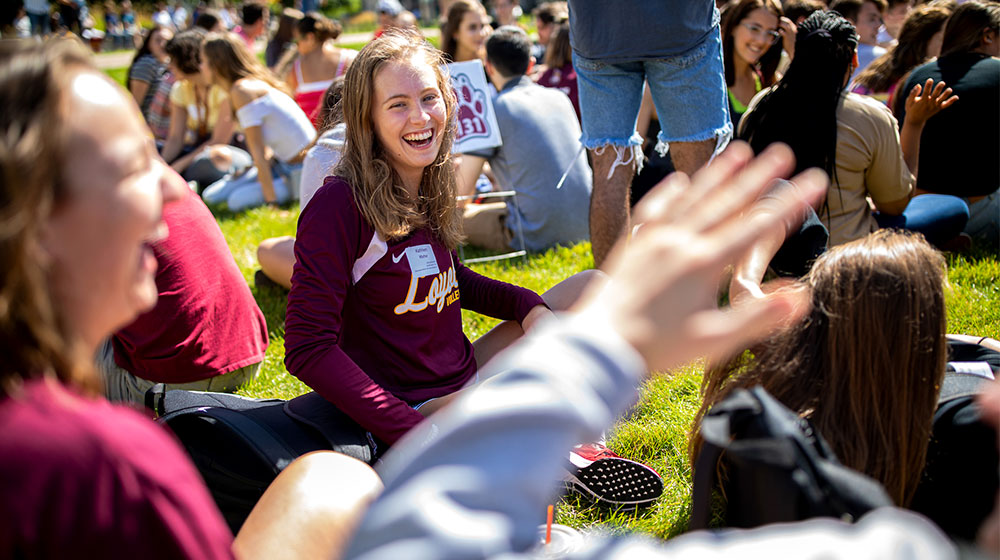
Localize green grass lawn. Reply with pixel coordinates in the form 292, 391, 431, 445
217, 203, 999, 540
99, 55, 999, 540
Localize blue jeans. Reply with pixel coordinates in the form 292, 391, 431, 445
965, 191, 999, 249
183, 145, 252, 190
572, 26, 732, 152
202, 160, 301, 212
874, 194, 969, 246
27, 11, 50, 36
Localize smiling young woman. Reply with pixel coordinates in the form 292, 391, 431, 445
282, 30, 610, 453
0, 40, 234, 559
721, 0, 790, 126
0, 40, 386, 560
441, 0, 491, 63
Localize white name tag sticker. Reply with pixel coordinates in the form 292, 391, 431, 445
948, 362, 996, 380
406, 244, 440, 278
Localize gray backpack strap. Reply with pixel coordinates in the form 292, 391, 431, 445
939, 369, 992, 406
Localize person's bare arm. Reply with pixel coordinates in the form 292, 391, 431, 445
209, 96, 237, 145
456, 154, 487, 200
899, 78, 958, 178
728, 180, 824, 304
779, 16, 797, 60
129, 79, 150, 107
872, 194, 910, 216
230, 83, 278, 203
161, 103, 189, 169
244, 125, 278, 203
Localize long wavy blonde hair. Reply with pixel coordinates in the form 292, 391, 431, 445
336, 30, 463, 249
690, 230, 948, 506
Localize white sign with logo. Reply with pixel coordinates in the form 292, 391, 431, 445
445, 60, 502, 154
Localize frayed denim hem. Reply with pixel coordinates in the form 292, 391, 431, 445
654, 123, 733, 163
581, 134, 646, 179
579, 134, 644, 150
590, 144, 646, 179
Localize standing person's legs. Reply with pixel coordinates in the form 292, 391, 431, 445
573, 54, 646, 268
643, 25, 732, 178
589, 146, 641, 268
27, 12, 47, 36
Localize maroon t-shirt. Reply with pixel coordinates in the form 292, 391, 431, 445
0, 378, 234, 558
284, 177, 545, 444
112, 188, 268, 383
537, 63, 580, 122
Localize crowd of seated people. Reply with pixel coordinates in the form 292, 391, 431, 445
1, 1, 999, 558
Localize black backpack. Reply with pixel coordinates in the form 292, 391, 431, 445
149, 388, 379, 533
909, 341, 1000, 541
690, 386, 893, 530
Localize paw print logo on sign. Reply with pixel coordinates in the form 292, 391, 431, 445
452, 73, 489, 141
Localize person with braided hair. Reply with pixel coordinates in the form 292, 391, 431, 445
739, 10, 968, 248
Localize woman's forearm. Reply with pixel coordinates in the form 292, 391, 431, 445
899, 120, 924, 179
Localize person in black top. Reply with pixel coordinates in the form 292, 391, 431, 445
899, 1, 1000, 248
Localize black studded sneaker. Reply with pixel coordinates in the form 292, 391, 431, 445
563, 443, 663, 510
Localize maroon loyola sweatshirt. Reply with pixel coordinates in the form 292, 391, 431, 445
284, 177, 544, 444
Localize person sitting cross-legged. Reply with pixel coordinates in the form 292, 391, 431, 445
457, 26, 591, 254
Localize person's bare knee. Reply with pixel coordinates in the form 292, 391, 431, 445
257, 236, 296, 289
472, 270, 608, 371
207, 145, 234, 171
669, 138, 717, 176
234, 451, 383, 560
541, 269, 607, 311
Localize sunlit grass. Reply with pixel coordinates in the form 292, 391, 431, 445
214, 202, 998, 539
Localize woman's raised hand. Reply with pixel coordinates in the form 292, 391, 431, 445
905, 78, 959, 126
779, 16, 797, 59
573, 142, 826, 373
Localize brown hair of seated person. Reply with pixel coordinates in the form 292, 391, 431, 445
938, 0, 1000, 56
0, 40, 97, 397
543, 22, 571, 68
690, 230, 947, 506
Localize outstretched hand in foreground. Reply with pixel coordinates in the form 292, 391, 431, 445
573, 142, 827, 372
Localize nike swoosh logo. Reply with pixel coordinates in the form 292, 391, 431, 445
392, 251, 405, 263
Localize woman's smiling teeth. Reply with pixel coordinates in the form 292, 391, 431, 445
404, 129, 434, 147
